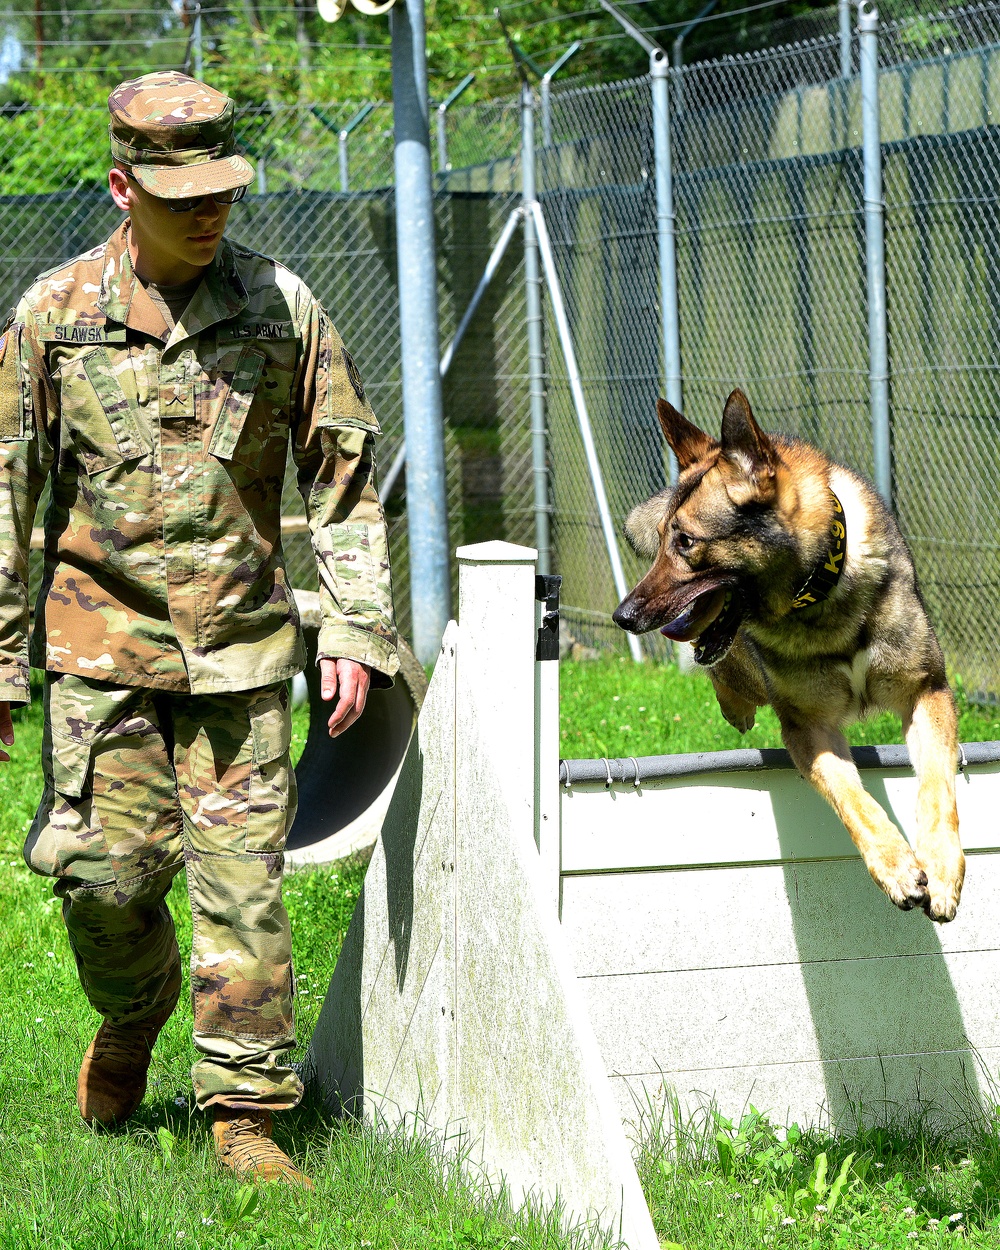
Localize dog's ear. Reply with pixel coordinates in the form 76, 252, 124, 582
656, 398, 715, 470
624, 490, 670, 559
720, 389, 778, 488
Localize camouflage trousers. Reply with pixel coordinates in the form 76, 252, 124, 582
24, 671, 303, 1112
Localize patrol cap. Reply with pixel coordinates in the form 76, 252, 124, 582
108, 71, 254, 200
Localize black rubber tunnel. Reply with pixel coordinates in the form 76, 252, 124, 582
287, 591, 427, 861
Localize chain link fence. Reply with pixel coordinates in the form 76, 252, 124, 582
436, 1, 1000, 692
7, 3, 1000, 687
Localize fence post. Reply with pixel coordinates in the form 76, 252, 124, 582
651, 48, 683, 455
539, 42, 581, 148
839, 0, 853, 77
392, 0, 452, 661
858, 0, 892, 508
435, 72, 475, 177
337, 102, 375, 193
522, 83, 552, 576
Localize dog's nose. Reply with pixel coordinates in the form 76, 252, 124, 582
612, 595, 641, 632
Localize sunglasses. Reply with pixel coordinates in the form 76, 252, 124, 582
125, 170, 247, 213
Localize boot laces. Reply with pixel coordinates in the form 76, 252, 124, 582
222, 1117, 297, 1175
93, 1024, 152, 1067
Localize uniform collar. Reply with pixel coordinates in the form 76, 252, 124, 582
97, 221, 249, 346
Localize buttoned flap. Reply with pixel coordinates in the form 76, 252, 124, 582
57, 346, 145, 475
250, 693, 291, 766
317, 416, 381, 468
207, 345, 267, 463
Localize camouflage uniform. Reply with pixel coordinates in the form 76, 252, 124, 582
3, 72, 398, 1111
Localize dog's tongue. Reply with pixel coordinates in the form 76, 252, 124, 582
659, 585, 728, 642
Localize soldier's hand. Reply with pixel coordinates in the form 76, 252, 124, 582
0, 702, 14, 763
319, 658, 371, 739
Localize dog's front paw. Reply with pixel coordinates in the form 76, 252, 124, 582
918, 846, 966, 923
865, 842, 929, 913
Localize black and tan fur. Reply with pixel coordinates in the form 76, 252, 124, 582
613, 390, 964, 922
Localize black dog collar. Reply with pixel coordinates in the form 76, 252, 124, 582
790, 489, 847, 611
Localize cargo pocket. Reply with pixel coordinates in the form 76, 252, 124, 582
24, 716, 113, 885
246, 692, 294, 854
56, 347, 145, 476
312, 516, 391, 623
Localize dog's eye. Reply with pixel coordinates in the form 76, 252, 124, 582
675, 532, 694, 551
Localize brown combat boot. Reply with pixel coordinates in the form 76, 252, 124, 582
77, 1016, 166, 1128
212, 1108, 314, 1189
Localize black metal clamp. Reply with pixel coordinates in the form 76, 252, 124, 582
535, 573, 562, 661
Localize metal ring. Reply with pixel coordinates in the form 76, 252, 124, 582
629, 757, 641, 787
603, 757, 613, 789
959, 743, 969, 773
560, 760, 571, 790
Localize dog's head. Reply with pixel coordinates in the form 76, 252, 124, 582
613, 390, 799, 665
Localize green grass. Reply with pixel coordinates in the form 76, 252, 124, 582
559, 658, 1000, 760
0, 690, 593, 1250
8, 670, 1000, 1248
634, 1095, 1000, 1248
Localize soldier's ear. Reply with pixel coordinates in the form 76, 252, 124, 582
656, 398, 716, 470
624, 490, 670, 559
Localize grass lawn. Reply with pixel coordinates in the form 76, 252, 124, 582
0, 692, 583, 1250
3, 662, 1000, 1248
559, 657, 1000, 761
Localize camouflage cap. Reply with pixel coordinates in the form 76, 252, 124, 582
108, 71, 254, 199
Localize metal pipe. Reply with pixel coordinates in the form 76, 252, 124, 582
439, 206, 522, 378
651, 47, 682, 470
530, 199, 643, 663
522, 85, 552, 576
600, 1, 682, 482
337, 101, 376, 194
193, 2, 202, 77
670, 0, 717, 113
381, 207, 524, 501
435, 72, 475, 175
839, 0, 853, 78
540, 41, 581, 147
392, 0, 451, 661
858, 0, 891, 508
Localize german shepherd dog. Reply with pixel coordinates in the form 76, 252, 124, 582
613, 390, 964, 922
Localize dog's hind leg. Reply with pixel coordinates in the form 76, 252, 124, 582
781, 719, 930, 913
904, 685, 964, 922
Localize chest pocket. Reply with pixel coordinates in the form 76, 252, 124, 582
207, 345, 268, 467
59, 347, 144, 476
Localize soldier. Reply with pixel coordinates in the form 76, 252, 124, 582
0, 71, 398, 1188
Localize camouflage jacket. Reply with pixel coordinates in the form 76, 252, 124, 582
0, 222, 398, 702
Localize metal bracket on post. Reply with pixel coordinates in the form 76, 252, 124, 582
535, 574, 562, 661
435, 72, 475, 178
858, 0, 892, 509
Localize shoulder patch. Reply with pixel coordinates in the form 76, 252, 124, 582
0, 324, 23, 440
341, 347, 365, 403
